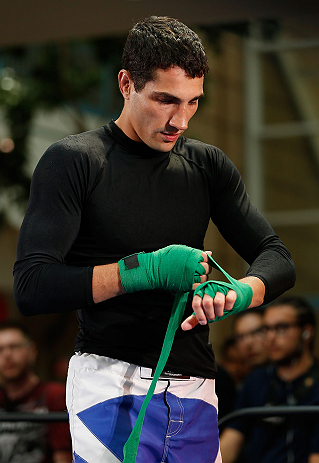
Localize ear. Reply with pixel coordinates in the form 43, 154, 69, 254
118, 70, 134, 100
302, 324, 314, 342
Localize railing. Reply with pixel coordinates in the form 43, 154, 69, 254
0, 411, 69, 422
0, 406, 319, 426
218, 405, 319, 428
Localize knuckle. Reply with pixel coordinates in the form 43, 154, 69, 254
214, 292, 225, 306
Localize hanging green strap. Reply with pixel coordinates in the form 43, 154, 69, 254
122, 253, 253, 463
122, 290, 189, 463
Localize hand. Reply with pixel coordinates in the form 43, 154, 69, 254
118, 244, 209, 293
181, 288, 237, 331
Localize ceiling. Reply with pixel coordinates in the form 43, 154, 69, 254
1, 0, 318, 48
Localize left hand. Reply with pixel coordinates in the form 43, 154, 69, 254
181, 289, 237, 331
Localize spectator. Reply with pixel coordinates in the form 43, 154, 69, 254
215, 337, 248, 429
219, 336, 250, 387
233, 308, 268, 379
220, 296, 319, 463
0, 320, 72, 463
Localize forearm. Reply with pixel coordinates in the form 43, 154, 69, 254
238, 275, 265, 308
92, 263, 126, 303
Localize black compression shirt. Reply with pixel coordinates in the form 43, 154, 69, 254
13, 121, 295, 378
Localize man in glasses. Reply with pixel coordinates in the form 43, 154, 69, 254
220, 296, 319, 463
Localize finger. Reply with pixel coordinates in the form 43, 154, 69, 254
201, 251, 212, 262
192, 282, 200, 290
192, 294, 207, 325
201, 293, 216, 321
200, 251, 212, 272
192, 275, 208, 290
225, 290, 237, 311
212, 292, 226, 318
200, 262, 211, 274
192, 271, 210, 290
181, 314, 199, 331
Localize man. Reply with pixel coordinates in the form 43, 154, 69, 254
0, 321, 72, 463
218, 336, 250, 388
233, 308, 268, 378
13, 16, 296, 463
220, 296, 319, 463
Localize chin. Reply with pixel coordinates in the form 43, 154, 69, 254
146, 136, 178, 152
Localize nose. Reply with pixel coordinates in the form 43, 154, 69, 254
265, 330, 276, 342
169, 105, 188, 131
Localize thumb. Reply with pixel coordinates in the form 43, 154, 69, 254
181, 314, 199, 331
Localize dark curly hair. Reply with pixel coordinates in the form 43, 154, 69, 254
122, 16, 209, 92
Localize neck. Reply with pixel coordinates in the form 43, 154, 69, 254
4, 372, 39, 401
276, 350, 314, 382
115, 113, 141, 143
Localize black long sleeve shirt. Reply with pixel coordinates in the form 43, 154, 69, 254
13, 121, 296, 378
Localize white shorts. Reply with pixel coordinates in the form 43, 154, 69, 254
66, 353, 222, 463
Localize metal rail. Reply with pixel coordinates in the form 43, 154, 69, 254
1, 406, 319, 427
218, 405, 319, 428
0, 411, 68, 422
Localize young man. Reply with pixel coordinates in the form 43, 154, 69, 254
13, 16, 296, 463
0, 321, 72, 463
220, 296, 319, 463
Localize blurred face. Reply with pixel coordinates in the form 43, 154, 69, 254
0, 329, 36, 382
117, 66, 204, 152
222, 344, 250, 385
263, 305, 304, 365
234, 313, 268, 368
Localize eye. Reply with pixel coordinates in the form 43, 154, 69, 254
157, 98, 174, 105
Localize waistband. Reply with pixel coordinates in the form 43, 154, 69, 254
73, 352, 200, 381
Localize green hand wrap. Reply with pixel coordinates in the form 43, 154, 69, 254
118, 244, 205, 293
193, 253, 253, 322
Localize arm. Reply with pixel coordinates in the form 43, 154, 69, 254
93, 250, 211, 303
309, 455, 319, 463
219, 428, 245, 463
13, 140, 100, 315
15, 142, 211, 313
182, 148, 295, 330
210, 149, 295, 303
